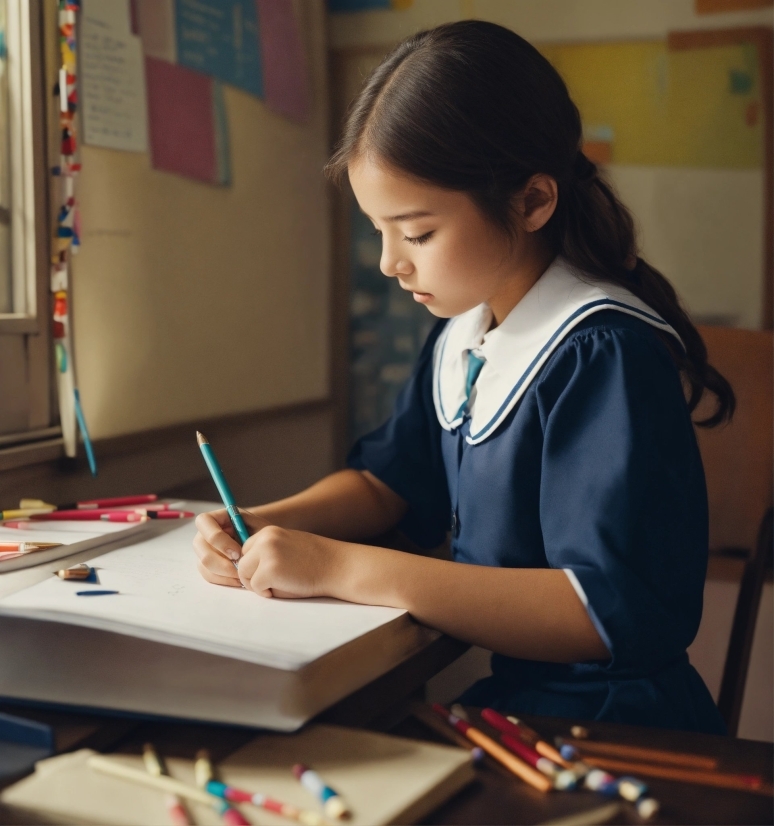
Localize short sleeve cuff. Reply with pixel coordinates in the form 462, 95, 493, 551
563, 568, 613, 657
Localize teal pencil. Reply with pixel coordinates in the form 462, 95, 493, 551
196, 432, 250, 578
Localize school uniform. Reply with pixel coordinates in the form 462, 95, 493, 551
348, 257, 725, 734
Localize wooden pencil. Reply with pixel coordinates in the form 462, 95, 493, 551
432, 705, 552, 792
562, 737, 718, 770
581, 756, 772, 794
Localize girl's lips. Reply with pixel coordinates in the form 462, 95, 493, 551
412, 291, 434, 304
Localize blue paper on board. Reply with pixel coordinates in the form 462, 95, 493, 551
175, 0, 263, 98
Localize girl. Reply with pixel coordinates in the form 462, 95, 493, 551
194, 21, 734, 733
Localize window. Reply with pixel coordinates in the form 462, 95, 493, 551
0, 0, 55, 448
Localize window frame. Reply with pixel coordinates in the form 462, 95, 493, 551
0, 0, 54, 443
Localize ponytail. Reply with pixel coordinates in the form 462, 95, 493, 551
326, 20, 735, 426
552, 153, 735, 426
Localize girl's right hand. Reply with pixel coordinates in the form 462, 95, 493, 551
193, 508, 271, 587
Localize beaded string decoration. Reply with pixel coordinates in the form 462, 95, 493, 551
52, 0, 96, 475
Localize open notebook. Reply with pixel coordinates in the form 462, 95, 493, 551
0, 725, 475, 826
0, 518, 439, 729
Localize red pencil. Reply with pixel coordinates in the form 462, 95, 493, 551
482, 708, 570, 768
77, 494, 158, 509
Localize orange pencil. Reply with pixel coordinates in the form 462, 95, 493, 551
432, 704, 552, 792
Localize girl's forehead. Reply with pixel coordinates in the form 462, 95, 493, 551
348, 157, 469, 219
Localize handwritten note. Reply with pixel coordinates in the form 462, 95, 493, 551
81, 10, 148, 152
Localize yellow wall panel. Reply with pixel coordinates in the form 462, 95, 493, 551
539, 40, 762, 168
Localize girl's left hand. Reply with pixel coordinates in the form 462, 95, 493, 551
236, 526, 344, 599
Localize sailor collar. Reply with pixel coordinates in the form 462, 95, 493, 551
432, 257, 681, 445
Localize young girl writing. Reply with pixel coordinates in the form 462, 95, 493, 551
194, 21, 734, 733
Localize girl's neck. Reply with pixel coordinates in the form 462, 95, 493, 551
487, 239, 555, 328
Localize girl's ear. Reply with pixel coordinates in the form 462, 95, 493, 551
514, 174, 558, 232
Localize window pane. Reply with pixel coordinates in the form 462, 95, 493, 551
0, 0, 10, 314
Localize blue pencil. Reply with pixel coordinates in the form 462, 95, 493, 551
196, 432, 250, 575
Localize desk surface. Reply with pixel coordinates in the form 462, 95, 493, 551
1, 702, 771, 825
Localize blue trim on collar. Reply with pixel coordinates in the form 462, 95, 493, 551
467, 299, 671, 442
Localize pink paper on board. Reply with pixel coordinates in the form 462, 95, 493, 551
256, 0, 311, 123
145, 57, 217, 184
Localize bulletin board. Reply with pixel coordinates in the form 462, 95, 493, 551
55, 1, 332, 441
538, 39, 763, 169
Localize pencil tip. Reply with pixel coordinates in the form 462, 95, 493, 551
196, 431, 208, 446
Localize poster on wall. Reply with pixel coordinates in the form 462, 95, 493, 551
175, 0, 264, 98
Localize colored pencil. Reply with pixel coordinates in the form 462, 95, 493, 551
293, 763, 351, 820
500, 733, 560, 777
195, 750, 249, 826
432, 704, 552, 792
409, 702, 488, 765
557, 736, 718, 770
143, 744, 191, 826
196, 432, 250, 545
206, 780, 333, 826
29, 508, 176, 520
580, 755, 770, 794
1, 507, 56, 520
483, 710, 570, 768
88, 754, 224, 808
20, 494, 159, 510
0, 541, 63, 556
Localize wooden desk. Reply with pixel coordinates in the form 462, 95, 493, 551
400, 710, 774, 826
2, 701, 771, 825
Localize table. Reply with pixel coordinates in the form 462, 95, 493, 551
1, 699, 771, 825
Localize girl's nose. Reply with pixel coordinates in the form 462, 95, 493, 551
380, 241, 413, 279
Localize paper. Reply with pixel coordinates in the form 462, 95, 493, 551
0, 521, 406, 671
145, 57, 225, 183
176, 0, 263, 98
256, 0, 310, 123
82, 0, 132, 34
135, 0, 177, 62
81, 3, 149, 152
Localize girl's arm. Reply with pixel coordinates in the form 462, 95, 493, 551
193, 527, 610, 664
192, 470, 408, 562
249, 470, 408, 539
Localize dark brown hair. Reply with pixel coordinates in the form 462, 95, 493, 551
326, 20, 734, 426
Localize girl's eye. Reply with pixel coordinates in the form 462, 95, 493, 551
404, 231, 434, 246
371, 228, 382, 237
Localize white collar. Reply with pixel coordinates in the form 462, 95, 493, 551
432, 257, 681, 445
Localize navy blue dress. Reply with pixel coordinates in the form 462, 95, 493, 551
348, 310, 725, 734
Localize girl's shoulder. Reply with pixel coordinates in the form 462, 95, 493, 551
536, 308, 685, 404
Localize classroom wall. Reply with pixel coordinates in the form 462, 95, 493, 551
68, 0, 332, 440
329, 0, 773, 329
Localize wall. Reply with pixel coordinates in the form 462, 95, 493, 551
329, 0, 773, 329
69, 0, 332, 440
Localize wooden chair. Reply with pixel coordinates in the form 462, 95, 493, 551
717, 507, 773, 735
695, 326, 773, 735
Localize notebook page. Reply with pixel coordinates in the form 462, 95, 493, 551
0, 521, 406, 671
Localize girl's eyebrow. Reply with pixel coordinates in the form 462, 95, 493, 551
385, 210, 434, 222
362, 210, 435, 223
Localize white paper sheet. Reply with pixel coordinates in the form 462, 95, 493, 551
0, 522, 406, 671
81, 3, 148, 152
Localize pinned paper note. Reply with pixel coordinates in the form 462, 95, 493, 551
256, 0, 310, 123
81, 1, 149, 152
145, 57, 229, 185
